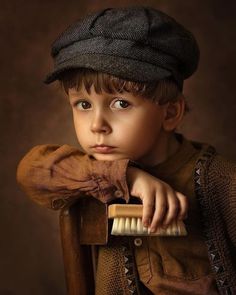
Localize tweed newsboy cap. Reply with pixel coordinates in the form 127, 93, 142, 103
44, 7, 200, 89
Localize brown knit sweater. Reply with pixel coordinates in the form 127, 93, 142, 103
193, 144, 236, 295
16, 137, 236, 295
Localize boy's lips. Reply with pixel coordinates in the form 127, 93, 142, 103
90, 145, 116, 153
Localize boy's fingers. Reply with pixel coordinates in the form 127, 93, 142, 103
149, 191, 167, 231
162, 191, 179, 226
176, 192, 188, 220
142, 197, 155, 227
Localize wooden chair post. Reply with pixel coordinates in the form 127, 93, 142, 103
59, 198, 108, 295
59, 205, 95, 295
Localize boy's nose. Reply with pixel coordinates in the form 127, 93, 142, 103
90, 113, 111, 134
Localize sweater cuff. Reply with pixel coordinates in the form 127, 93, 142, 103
88, 157, 131, 203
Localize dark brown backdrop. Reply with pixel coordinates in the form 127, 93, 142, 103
1, 0, 236, 294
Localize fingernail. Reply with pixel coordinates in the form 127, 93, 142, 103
143, 221, 149, 227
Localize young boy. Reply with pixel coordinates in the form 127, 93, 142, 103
16, 7, 236, 295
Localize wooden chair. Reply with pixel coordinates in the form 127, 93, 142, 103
59, 197, 109, 295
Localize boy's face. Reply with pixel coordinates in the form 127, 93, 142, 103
68, 85, 169, 166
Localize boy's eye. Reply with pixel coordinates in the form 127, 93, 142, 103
75, 100, 92, 110
112, 99, 130, 109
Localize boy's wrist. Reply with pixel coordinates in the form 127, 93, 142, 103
127, 166, 141, 191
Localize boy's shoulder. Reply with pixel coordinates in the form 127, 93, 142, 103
192, 139, 236, 201
190, 137, 236, 173
210, 154, 236, 180
184, 136, 236, 191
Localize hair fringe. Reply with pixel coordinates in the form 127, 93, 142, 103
59, 68, 189, 112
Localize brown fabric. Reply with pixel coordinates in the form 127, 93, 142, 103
195, 149, 236, 294
95, 237, 141, 295
16, 144, 130, 208
16, 135, 236, 294
131, 137, 219, 294
96, 245, 127, 295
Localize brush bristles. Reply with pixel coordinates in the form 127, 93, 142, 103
108, 204, 187, 236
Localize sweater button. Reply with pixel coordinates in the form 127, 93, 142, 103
114, 190, 123, 198
134, 238, 142, 247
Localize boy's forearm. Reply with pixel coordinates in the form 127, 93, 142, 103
16, 144, 130, 210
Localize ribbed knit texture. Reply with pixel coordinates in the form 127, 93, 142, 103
95, 237, 141, 295
195, 150, 236, 295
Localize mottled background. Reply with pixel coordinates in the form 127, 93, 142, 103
1, 0, 236, 294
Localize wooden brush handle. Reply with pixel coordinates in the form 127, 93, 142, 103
108, 204, 143, 218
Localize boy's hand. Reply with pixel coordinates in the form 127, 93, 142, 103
127, 167, 188, 233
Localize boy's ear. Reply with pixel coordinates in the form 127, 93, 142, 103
162, 96, 185, 131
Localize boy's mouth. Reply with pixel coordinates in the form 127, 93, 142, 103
90, 144, 116, 154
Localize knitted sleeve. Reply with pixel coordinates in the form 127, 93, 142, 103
16, 144, 130, 210
212, 155, 236, 249
216, 156, 236, 250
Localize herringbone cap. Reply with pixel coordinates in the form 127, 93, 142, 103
44, 7, 200, 90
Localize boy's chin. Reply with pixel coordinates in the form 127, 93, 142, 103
92, 153, 129, 161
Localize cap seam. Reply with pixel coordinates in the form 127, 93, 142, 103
55, 52, 173, 73
53, 35, 194, 58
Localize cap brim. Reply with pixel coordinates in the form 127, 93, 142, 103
44, 54, 172, 84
